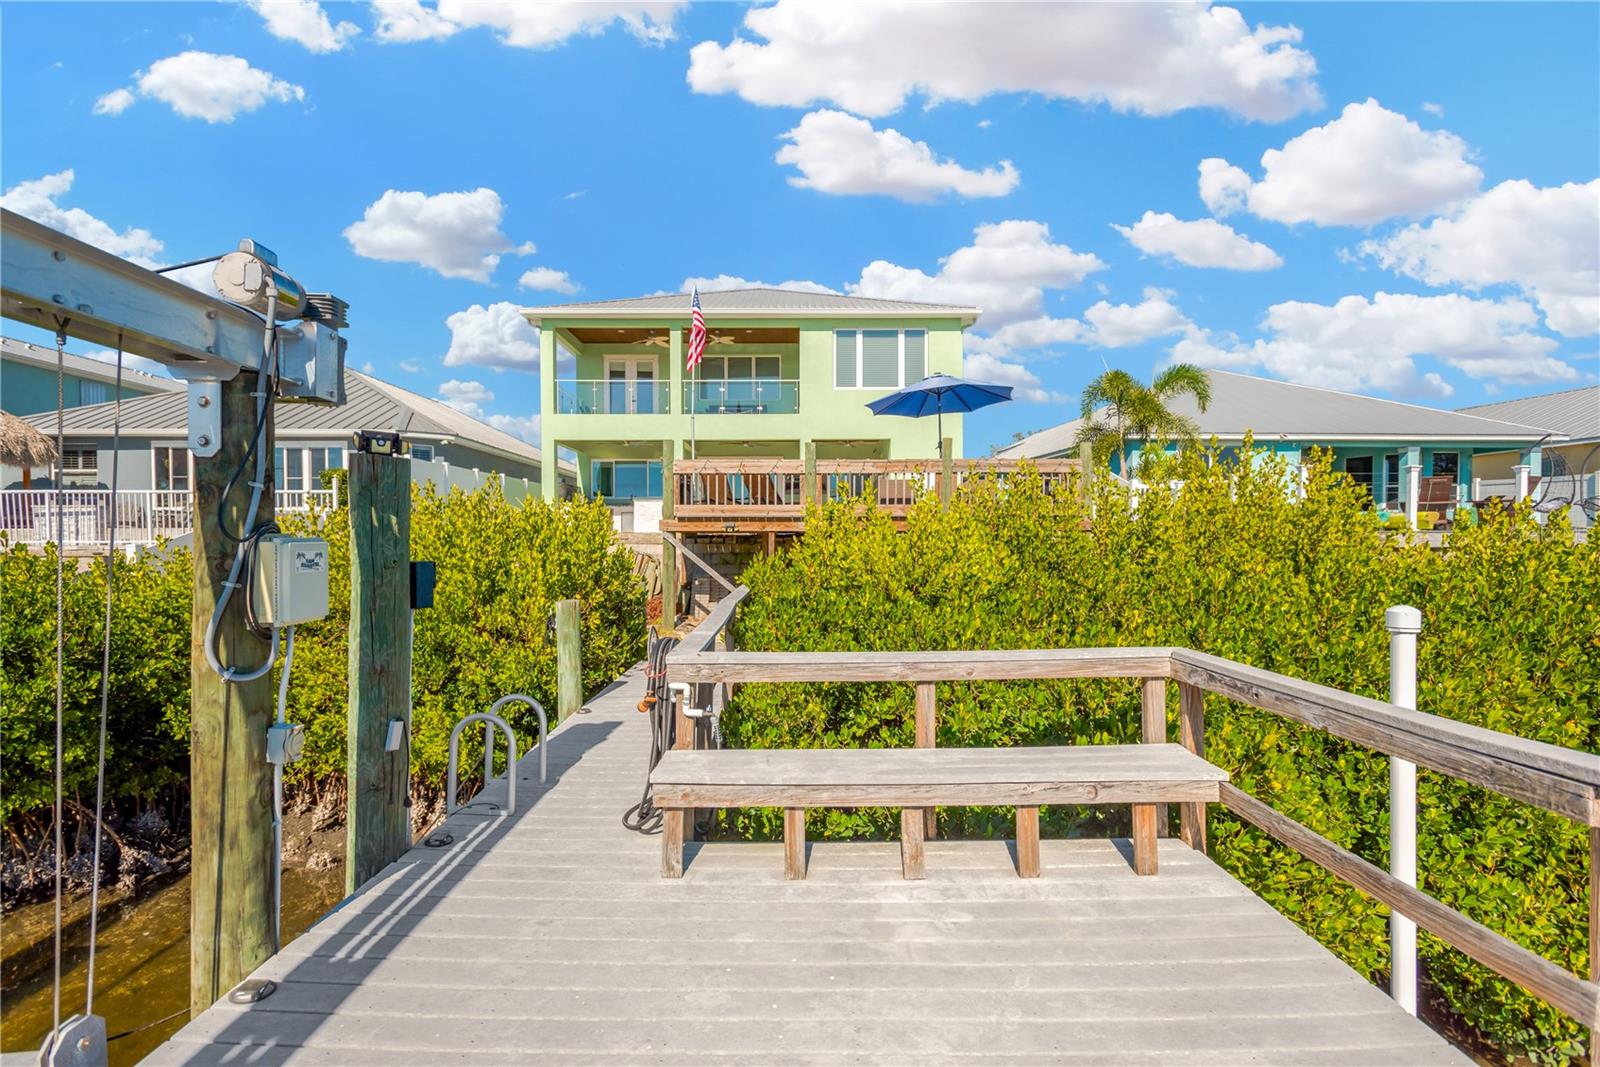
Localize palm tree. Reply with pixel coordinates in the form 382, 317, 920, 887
1075, 364, 1212, 477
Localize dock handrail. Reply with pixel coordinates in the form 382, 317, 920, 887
446, 694, 549, 816
664, 585, 1600, 1035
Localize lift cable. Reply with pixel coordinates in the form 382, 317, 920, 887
49, 316, 70, 1044
85, 333, 125, 1015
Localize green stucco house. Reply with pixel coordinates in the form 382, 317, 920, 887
523, 288, 979, 508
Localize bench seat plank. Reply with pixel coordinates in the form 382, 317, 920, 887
650, 744, 1226, 809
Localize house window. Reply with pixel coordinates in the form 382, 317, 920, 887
155, 446, 191, 491
1343, 456, 1374, 500
1431, 452, 1459, 480
274, 448, 304, 492
591, 460, 662, 501
309, 447, 343, 487
61, 444, 97, 474
80, 381, 112, 405
1383, 454, 1401, 509
410, 444, 434, 462
833, 329, 928, 389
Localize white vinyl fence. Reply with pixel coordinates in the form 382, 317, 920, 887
0, 487, 338, 547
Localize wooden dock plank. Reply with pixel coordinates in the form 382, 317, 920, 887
147, 661, 1468, 1066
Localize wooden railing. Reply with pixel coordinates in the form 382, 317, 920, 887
665, 586, 1600, 1036
667, 456, 1080, 525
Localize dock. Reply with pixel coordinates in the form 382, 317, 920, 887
148, 661, 1466, 1065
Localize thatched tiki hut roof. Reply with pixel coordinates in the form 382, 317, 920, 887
0, 410, 58, 471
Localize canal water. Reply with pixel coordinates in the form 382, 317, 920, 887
1, 867, 344, 1066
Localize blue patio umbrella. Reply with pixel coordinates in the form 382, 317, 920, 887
865, 373, 1014, 453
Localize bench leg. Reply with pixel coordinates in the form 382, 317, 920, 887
1016, 806, 1040, 878
1180, 800, 1208, 854
662, 809, 684, 878
1131, 804, 1159, 876
900, 808, 926, 880
784, 808, 806, 881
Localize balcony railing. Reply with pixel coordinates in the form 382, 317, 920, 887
667, 457, 1080, 528
556, 379, 668, 415
0, 487, 339, 547
683, 378, 800, 415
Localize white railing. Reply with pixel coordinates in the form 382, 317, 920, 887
0, 487, 338, 546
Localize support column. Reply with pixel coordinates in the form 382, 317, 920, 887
346, 452, 412, 896
802, 440, 817, 507
661, 439, 679, 630
539, 328, 558, 501
190, 370, 275, 1015
939, 437, 953, 509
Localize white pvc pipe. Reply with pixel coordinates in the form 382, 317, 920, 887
1385, 604, 1422, 1016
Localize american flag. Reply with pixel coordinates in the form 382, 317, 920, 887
687, 287, 707, 372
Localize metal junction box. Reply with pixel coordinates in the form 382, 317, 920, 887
252, 535, 330, 626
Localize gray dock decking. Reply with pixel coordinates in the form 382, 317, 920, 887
148, 663, 1467, 1065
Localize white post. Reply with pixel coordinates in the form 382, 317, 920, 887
1471, 476, 1481, 503
1404, 463, 1422, 531
1513, 463, 1531, 503
1385, 604, 1421, 1016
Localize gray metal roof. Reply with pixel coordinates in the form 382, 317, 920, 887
998, 370, 1562, 458
523, 287, 981, 323
1457, 385, 1600, 444
3, 335, 183, 394
22, 369, 549, 467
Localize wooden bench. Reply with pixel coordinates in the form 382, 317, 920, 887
649, 744, 1228, 880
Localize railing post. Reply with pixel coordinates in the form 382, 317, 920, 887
661, 440, 678, 630
1386, 604, 1422, 1016
914, 682, 936, 837
1177, 681, 1207, 852
1140, 678, 1169, 841
555, 598, 581, 723
802, 441, 816, 508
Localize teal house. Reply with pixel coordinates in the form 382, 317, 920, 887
1000, 371, 1560, 519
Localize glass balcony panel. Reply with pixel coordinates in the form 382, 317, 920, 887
683, 379, 799, 414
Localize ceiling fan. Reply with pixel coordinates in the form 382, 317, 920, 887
631, 331, 742, 347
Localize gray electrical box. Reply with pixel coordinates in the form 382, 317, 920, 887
252, 535, 330, 626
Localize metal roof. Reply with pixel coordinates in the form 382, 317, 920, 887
1457, 385, 1600, 444
998, 370, 1563, 458
523, 287, 981, 324
3, 335, 183, 394
21, 369, 551, 468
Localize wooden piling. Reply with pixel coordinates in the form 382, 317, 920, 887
189, 370, 275, 1015
556, 598, 582, 722
345, 451, 412, 896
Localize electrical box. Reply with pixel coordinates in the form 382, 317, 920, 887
252, 535, 330, 626
266, 722, 306, 765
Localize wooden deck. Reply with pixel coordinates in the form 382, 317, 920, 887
148, 663, 1466, 1065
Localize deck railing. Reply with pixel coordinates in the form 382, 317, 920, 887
0, 487, 338, 546
666, 585, 1600, 1038
555, 379, 668, 415
683, 378, 800, 415
668, 457, 1080, 524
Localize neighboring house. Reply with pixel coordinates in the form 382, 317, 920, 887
1000, 370, 1559, 514
1458, 385, 1600, 481
5, 368, 570, 516
524, 287, 979, 510
1, 335, 181, 415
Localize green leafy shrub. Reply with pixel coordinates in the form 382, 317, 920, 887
726, 446, 1600, 1064
2, 483, 645, 833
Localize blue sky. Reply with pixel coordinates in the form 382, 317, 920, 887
3, 1, 1596, 454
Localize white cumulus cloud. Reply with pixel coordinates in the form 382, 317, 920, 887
678, 274, 837, 295
1113, 211, 1283, 270
486, 413, 540, 443
963, 350, 1058, 404
776, 109, 1018, 202
374, 1, 685, 47
443, 301, 544, 370
248, 0, 359, 52
1200, 99, 1482, 227
518, 267, 580, 295
0, 171, 164, 267
1084, 289, 1195, 348
93, 88, 135, 116
848, 219, 1105, 328
1362, 178, 1600, 337
1174, 291, 1576, 397
100, 51, 305, 123
437, 378, 494, 417
345, 187, 532, 282
688, 1, 1320, 121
